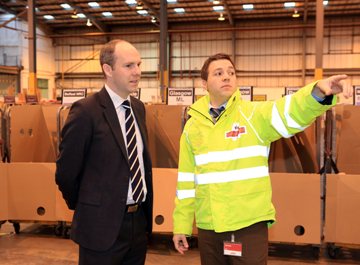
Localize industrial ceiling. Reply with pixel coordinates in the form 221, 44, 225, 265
0, 0, 359, 34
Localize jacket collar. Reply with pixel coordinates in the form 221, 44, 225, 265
189, 89, 241, 119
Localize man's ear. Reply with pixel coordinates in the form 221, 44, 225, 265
202, 79, 208, 90
103, 64, 113, 78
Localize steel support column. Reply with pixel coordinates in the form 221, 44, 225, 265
315, 0, 324, 80
28, 0, 37, 95
301, 0, 309, 86
315, 0, 325, 169
159, 0, 168, 103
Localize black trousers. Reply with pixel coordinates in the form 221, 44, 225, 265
78, 207, 148, 265
198, 221, 268, 265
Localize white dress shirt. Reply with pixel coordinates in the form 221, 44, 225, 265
105, 85, 147, 204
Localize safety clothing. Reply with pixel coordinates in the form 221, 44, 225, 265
173, 82, 335, 235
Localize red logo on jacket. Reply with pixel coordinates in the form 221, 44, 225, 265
225, 123, 246, 140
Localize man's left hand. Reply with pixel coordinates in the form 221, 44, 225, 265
316, 74, 352, 99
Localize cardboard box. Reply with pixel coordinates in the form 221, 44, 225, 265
146, 105, 183, 168
7, 163, 57, 221
152, 167, 197, 235
269, 173, 321, 244
9, 105, 56, 162
152, 168, 178, 233
41, 104, 62, 158
335, 105, 360, 174
324, 174, 360, 244
152, 170, 322, 242
0, 163, 8, 220
269, 124, 318, 173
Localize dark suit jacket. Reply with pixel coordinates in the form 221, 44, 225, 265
55, 87, 153, 251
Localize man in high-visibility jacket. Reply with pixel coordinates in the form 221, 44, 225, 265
172, 53, 352, 265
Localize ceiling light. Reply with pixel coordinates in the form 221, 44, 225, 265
213, 5, 224, 11
44, 15, 54, 20
323, 0, 329, 5
174, 8, 185, 13
71, 11, 78, 19
151, 16, 156, 23
88, 2, 100, 8
292, 10, 300, 18
60, 3, 72, 10
137, 10, 148, 15
243, 4, 254, 10
218, 13, 225, 21
125, 0, 137, 6
86, 19, 92, 26
102, 12, 113, 17
77, 13, 86, 18
284, 2, 296, 8
167, 0, 177, 3
136, 4, 143, 10
213, 0, 221, 4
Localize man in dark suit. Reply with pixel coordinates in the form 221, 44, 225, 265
56, 39, 153, 265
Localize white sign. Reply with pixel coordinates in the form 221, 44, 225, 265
62, 88, 87, 105
354, 86, 360, 106
239, 86, 252, 101
285, 87, 300, 95
167, 87, 194, 106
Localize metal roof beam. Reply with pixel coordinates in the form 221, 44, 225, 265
0, 2, 18, 15
65, 0, 108, 32
223, 0, 234, 25
0, 9, 27, 29
141, 0, 160, 20
0, 2, 53, 35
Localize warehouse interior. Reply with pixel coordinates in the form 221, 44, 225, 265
0, 0, 360, 264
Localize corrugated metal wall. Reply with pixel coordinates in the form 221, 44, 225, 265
1, 15, 359, 102
52, 18, 359, 103
0, 17, 56, 98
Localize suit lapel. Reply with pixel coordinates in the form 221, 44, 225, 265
131, 97, 150, 160
98, 88, 129, 164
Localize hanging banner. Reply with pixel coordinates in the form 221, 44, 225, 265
167, 87, 194, 105
62, 88, 87, 105
285, 86, 300, 95
354, 86, 360, 106
239, 86, 253, 101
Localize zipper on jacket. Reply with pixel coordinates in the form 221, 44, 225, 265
189, 107, 215, 124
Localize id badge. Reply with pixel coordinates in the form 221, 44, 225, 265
223, 241, 242, 257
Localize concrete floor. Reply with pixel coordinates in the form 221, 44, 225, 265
0, 222, 359, 265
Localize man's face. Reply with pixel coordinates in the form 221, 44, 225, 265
203, 59, 237, 107
104, 42, 142, 98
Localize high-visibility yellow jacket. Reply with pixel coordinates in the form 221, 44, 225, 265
173, 82, 335, 235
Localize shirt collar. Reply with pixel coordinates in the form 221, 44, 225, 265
105, 84, 130, 109
209, 102, 227, 111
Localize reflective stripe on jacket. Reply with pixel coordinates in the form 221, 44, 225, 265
173, 82, 335, 235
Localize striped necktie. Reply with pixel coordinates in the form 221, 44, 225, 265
210, 106, 225, 122
122, 100, 144, 203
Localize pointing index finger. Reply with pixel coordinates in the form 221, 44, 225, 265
330, 74, 348, 83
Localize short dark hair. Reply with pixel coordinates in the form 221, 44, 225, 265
200, 53, 236, 81
99, 39, 124, 76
